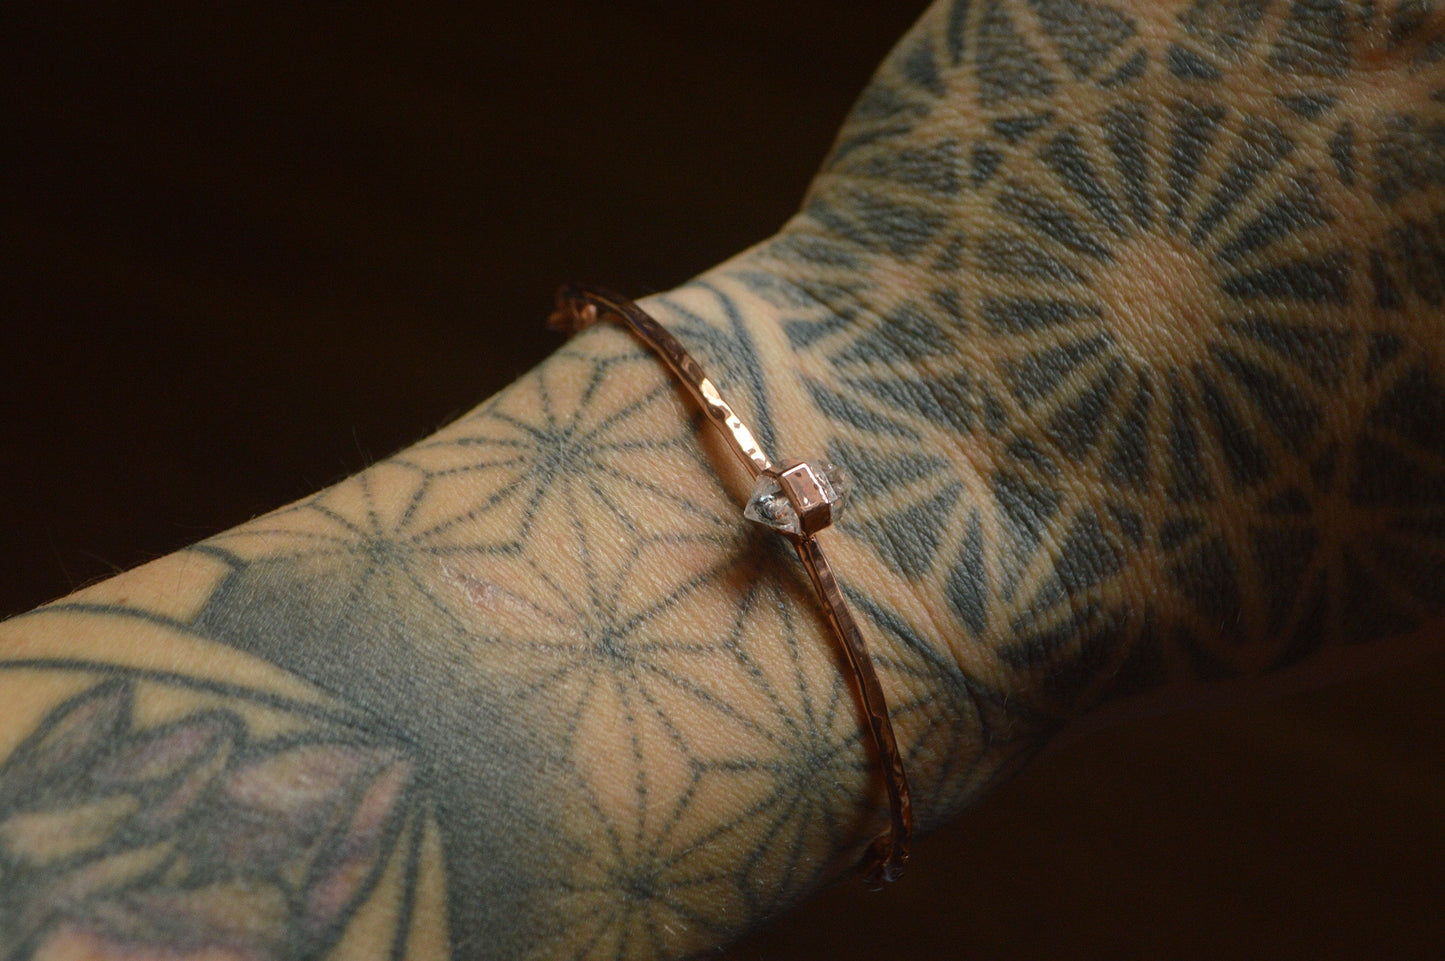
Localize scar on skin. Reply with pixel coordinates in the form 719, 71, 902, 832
437, 562, 533, 620
436, 562, 606, 652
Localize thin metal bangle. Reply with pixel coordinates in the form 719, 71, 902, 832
549, 283, 912, 887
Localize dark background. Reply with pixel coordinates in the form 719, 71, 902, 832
2, 2, 1441, 957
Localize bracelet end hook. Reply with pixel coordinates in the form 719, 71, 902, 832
861, 831, 909, 890
548, 284, 602, 333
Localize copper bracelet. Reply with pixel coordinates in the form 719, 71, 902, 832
548, 284, 912, 887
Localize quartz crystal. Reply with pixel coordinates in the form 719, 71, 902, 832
744, 460, 851, 536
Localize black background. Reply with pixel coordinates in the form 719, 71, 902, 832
3, 2, 1442, 957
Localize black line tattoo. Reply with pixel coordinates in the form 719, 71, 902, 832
8, 297, 1023, 959
761, 0, 1445, 717
4, 3, 1443, 960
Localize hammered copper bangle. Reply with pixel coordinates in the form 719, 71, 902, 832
548, 283, 912, 887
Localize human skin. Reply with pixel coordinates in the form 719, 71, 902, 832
1, 1, 1443, 960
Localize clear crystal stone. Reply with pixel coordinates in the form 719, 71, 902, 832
744, 460, 851, 536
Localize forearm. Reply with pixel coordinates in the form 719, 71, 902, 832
0, 270, 1011, 960
9, 233, 1433, 961
5, 2, 1443, 959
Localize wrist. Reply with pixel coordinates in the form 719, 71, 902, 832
205, 271, 995, 955
646, 256, 1058, 826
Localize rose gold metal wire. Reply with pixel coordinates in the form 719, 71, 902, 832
549, 283, 912, 886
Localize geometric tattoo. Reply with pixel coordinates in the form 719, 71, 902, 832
760, 0, 1445, 713
3, 3, 1443, 961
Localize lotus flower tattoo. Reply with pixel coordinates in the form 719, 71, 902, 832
0, 679, 421, 961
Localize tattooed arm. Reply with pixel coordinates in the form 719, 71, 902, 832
758, 0, 1445, 713
3, 1, 1444, 960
